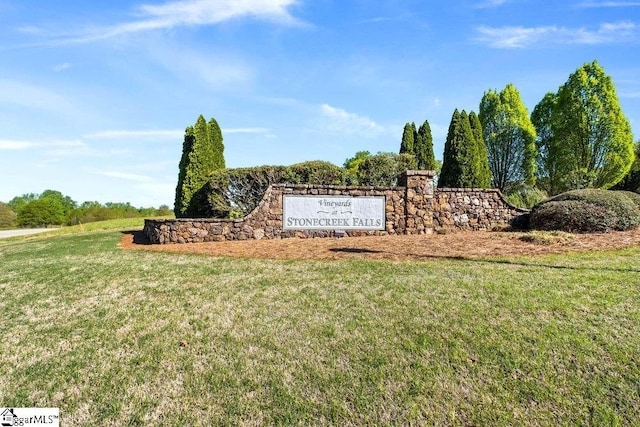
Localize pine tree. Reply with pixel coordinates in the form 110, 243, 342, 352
174, 115, 226, 218
400, 122, 416, 155
468, 111, 492, 188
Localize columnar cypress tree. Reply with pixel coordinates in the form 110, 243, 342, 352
174, 114, 226, 218
209, 117, 225, 170
439, 110, 489, 188
415, 120, 437, 170
439, 110, 464, 188
457, 110, 479, 187
400, 122, 417, 155
468, 111, 492, 187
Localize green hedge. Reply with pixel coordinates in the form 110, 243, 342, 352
201, 161, 347, 218
529, 189, 640, 233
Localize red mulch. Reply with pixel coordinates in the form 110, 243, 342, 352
120, 228, 640, 261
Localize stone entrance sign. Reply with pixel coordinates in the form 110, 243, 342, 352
144, 170, 529, 244
283, 195, 385, 230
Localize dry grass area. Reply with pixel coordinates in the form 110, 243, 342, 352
121, 227, 640, 261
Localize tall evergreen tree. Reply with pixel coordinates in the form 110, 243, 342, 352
174, 115, 226, 218
439, 110, 462, 188
400, 122, 417, 155
468, 111, 492, 188
209, 117, 225, 170
457, 110, 480, 187
439, 110, 491, 188
541, 60, 634, 194
415, 120, 437, 170
479, 83, 537, 190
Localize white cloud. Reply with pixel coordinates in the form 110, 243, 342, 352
84, 129, 184, 140
0, 78, 74, 112
50, 0, 303, 44
224, 127, 269, 134
83, 127, 268, 140
0, 140, 34, 150
475, 21, 639, 48
52, 62, 72, 72
88, 169, 154, 183
319, 104, 384, 137
145, 43, 255, 92
576, 1, 640, 7
475, 0, 513, 8
0, 139, 84, 151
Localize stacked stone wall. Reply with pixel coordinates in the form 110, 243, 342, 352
144, 171, 527, 244
433, 188, 528, 231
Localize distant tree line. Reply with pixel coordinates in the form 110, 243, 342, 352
0, 190, 171, 229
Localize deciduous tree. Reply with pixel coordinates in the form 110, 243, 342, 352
541, 60, 634, 194
7, 193, 37, 214
17, 198, 65, 227
0, 202, 17, 228
479, 83, 537, 190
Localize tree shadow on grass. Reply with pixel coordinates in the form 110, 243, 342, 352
382, 250, 640, 273
473, 257, 640, 273
122, 230, 151, 245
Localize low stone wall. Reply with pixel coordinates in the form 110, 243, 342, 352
144, 171, 528, 244
146, 185, 399, 244
433, 188, 528, 231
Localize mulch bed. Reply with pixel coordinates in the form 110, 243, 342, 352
120, 228, 640, 261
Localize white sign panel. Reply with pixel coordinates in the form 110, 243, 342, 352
283, 195, 385, 230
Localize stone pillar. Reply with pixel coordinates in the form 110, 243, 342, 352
400, 170, 435, 235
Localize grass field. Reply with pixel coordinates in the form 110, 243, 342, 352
1, 219, 639, 425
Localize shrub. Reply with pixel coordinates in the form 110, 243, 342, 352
17, 198, 66, 227
504, 183, 548, 209
617, 190, 640, 209
289, 161, 346, 186
357, 153, 416, 186
529, 189, 640, 232
203, 162, 348, 218
519, 230, 575, 245
0, 202, 17, 229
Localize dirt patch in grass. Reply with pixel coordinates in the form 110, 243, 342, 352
120, 228, 640, 261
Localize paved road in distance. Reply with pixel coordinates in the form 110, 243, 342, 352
0, 229, 52, 239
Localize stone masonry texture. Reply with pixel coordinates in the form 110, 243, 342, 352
144, 171, 527, 244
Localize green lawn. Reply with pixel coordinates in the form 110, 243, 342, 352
1, 225, 639, 425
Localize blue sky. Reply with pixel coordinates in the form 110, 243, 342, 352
1, 0, 639, 207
